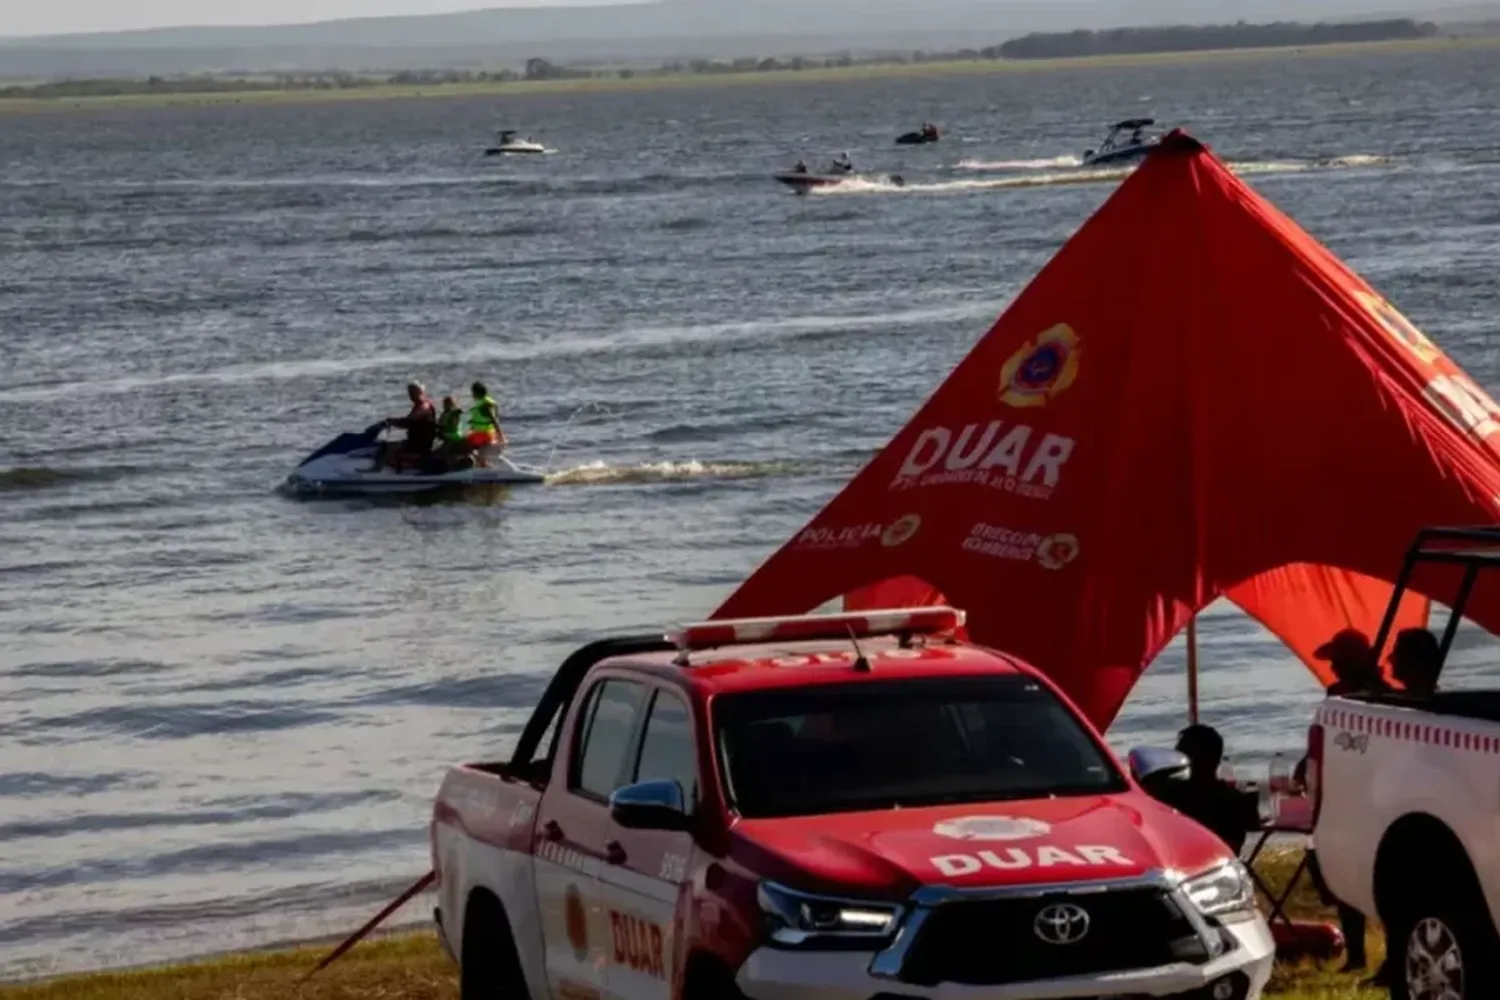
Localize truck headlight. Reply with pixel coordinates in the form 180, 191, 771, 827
1182, 861, 1257, 922
756, 881, 902, 948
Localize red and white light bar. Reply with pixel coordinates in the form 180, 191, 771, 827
667, 606, 967, 652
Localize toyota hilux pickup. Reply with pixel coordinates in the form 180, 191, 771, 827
1308, 527, 1500, 1000
430, 606, 1274, 1000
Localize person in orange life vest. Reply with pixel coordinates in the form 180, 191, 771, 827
464, 381, 507, 467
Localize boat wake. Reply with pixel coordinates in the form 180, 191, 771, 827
812, 170, 1129, 195
815, 154, 1393, 196
957, 155, 1084, 171
0, 465, 135, 492
543, 459, 804, 486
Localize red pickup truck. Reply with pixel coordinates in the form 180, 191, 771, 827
430, 607, 1273, 1000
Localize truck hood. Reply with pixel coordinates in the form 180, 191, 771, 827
731, 793, 1231, 897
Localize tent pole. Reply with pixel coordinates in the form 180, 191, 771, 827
1186, 616, 1200, 724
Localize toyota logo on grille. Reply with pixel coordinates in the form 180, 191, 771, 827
1033, 902, 1090, 945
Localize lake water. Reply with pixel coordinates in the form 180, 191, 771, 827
2, 45, 1499, 977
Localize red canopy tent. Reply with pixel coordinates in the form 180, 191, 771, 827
713, 131, 1500, 730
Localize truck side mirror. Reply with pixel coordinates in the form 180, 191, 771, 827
1128, 746, 1191, 786
610, 779, 690, 832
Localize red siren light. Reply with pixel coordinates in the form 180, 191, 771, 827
667, 606, 966, 653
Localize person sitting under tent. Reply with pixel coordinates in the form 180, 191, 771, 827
1145, 723, 1259, 855
1391, 626, 1442, 696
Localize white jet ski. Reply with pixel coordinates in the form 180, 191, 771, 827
485, 130, 549, 155
284, 423, 546, 495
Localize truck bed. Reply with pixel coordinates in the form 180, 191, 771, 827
1345, 689, 1500, 725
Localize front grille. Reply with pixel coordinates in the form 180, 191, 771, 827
897, 886, 1204, 987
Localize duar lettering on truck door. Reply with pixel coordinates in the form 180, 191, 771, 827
535, 677, 649, 1000
598, 687, 698, 1000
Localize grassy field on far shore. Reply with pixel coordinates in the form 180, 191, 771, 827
0, 848, 1388, 999
1, 35, 1497, 115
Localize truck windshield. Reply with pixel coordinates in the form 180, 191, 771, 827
715, 676, 1126, 819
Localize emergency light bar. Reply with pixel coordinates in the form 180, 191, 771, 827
666, 607, 966, 653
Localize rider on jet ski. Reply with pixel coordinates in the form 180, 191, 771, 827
374, 382, 437, 471
465, 381, 507, 467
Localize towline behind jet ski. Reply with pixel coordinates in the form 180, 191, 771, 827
284, 422, 546, 495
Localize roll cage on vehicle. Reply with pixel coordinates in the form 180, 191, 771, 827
1364, 526, 1500, 718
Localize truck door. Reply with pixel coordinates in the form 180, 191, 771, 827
598, 688, 699, 1000
534, 676, 649, 1000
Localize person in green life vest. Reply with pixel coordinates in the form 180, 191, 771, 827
465, 381, 507, 467
436, 395, 466, 467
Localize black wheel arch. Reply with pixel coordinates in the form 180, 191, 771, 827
681, 949, 744, 1000
1375, 812, 1484, 923
460, 887, 529, 998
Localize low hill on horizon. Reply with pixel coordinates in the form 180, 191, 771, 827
1, 0, 1496, 79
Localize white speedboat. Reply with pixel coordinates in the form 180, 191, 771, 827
484, 130, 549, 155
1081, 118, 1162, 167
283, 423, 546, 495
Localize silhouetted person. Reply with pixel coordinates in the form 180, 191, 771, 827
1149, 724, 1259, 854
1314, 628, 1387, 694
1391, 627, 1442, 696
1308, 626, 1392, 977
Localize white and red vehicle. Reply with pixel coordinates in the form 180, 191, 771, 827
1308, 527, 1500, 1000
431, 606, 1274, 1000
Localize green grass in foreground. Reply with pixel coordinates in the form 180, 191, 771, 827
1, 35, 1496, 115
0, 848, 1387, 999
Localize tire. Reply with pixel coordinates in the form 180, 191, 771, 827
459, 891, 531, 1000
1388, 897, 1500, 1000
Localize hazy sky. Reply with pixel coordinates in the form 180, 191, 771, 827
2, 0, 626, 38
0, 0, 1466, 39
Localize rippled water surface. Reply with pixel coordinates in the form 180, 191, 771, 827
3, 46, 1500, 977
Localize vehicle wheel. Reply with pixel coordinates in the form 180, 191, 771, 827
459, 891, 530, 1000
1389, 901, 1500, 1000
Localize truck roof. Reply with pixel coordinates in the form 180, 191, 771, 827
591, 635, 1030, 695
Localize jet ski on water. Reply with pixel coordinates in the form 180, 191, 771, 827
284, 422, 545, 496
485, 130, 549, 155
1081, 118, 1162, 167
773, 153, 904, 194
896, 123, 941, 145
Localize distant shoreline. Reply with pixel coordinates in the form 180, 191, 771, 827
0, 35, 1496, 116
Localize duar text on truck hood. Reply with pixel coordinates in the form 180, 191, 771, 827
730, 793, 1232, 898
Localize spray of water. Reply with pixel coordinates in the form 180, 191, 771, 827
541, 402, 616, 473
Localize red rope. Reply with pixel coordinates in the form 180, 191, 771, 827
302, 870, 436, 982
